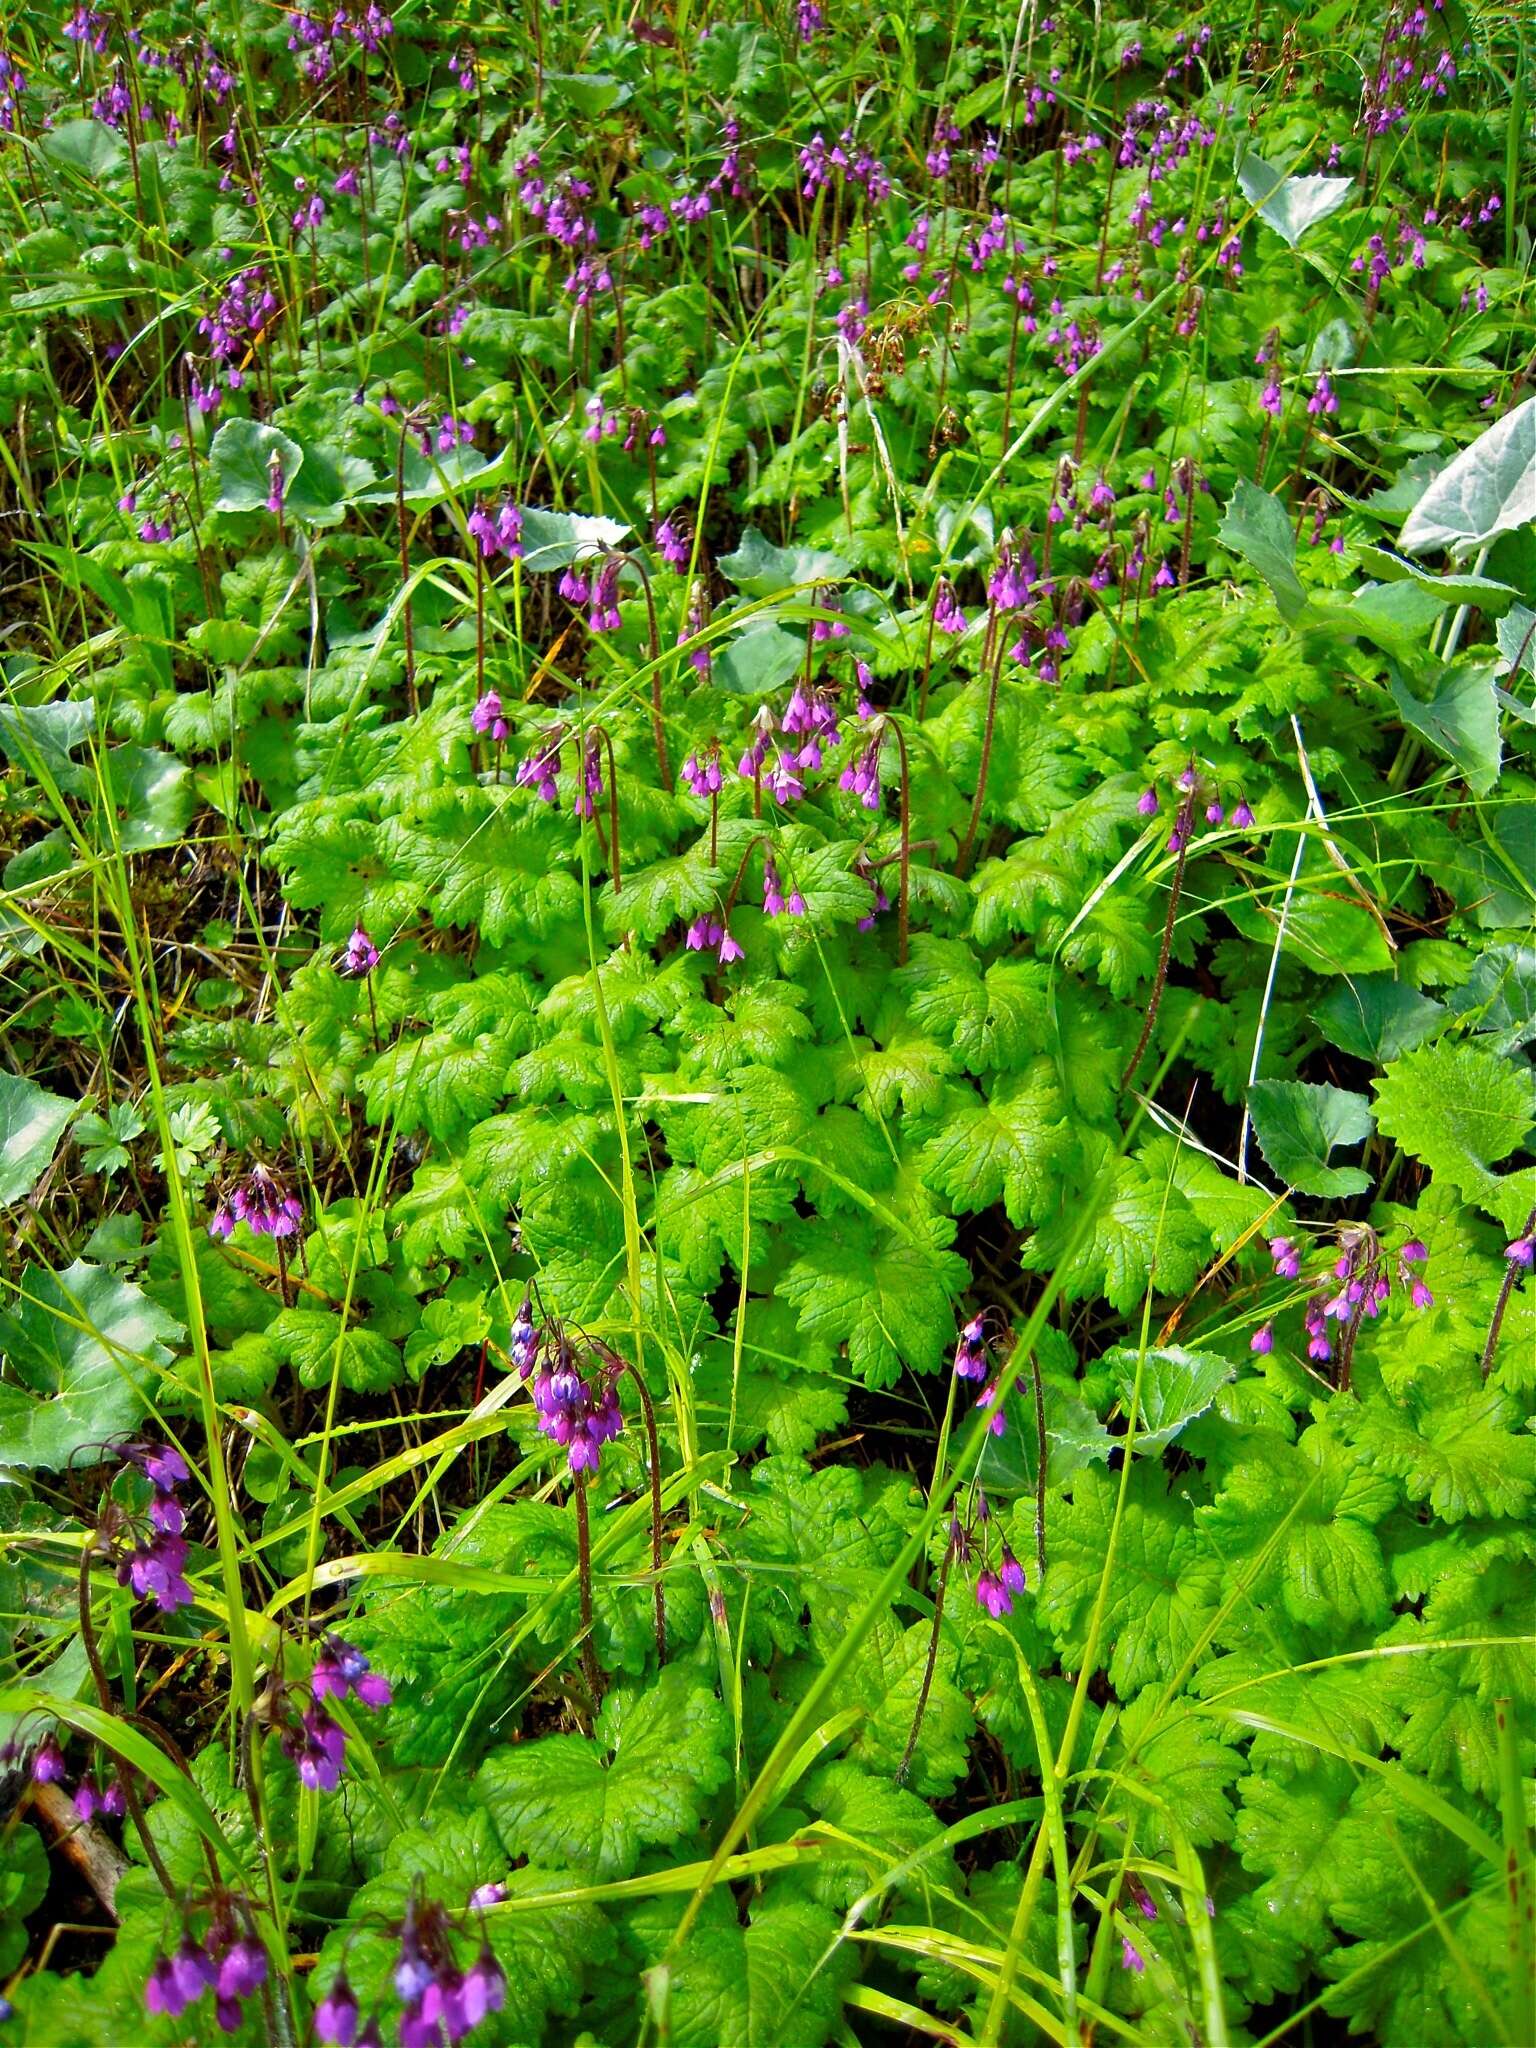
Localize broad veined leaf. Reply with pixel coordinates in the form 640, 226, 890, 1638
1399, 395, 1536, 554
0, 1261, 181, 1471
476, 1667, 729, 1878
0, 1074, 76, 1208
1246, 1080, 1375, 1196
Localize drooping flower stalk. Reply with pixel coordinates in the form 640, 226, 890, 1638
1481, 1205, 1534, 1381
954, 636, 1006, 878
596, 1343, 665, 1662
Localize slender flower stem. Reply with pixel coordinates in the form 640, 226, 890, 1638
1482, 1206, 1535, 1382
896, 1537, 952, 1787
884, 718, 914, 966
78, 1555, 180, 1900
600, 728, 622, 897
1029, 1349, 1049, 1587
621, 552, 673, 793
1119, 793, 1195, 1094
955, 640, 1005, 878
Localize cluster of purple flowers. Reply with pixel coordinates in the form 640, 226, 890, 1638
146, 1904, 268, 2032
466, 498, 523, 560
28, 1731, 127, 1825
1136, 770, 1254, 841
686, 913, 745, 966
1252, 1229, 1437, 1364
280, 1635, 391, 1793
318, 1898, 505, 2047
951, 1312, 1009, 1442
339, 925, 380, 976
509, 1311, 626, 1478
950, 1489, 1027, 1620
209, 1164, 304, 1241
115, 1440, 195, 1614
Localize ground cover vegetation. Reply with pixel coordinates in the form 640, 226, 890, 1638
0, 0, 1532, 2041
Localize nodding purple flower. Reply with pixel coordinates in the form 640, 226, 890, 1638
762, 852, 807, 918
1136, 787, 1159, 817
932, 580, 967, 636
429, 413, 475, 455
810, 585, 848, 643
854, 659, 876, 720
515, 730, 564, 804
1251, 1323, 1274, 1355
128, 1440, 189, 1491
208, 1203, 235, 1240
989, 541, 1036, 613
840, 736, 884, 810
1505, 1235, 1534, 1269
146, 1944, 214, 2018
123, 1529, 194, 1612
976, 1382, 1007, 1437
587, 558, 622, 634
265, 452, 285, 517
678, 587, 712, 676
1260, 374, 1283, 418
1122, 1938, 1146, 1974
227, 1164, 304, 1240
765, 749, 804, 805
394, 1906, 435, 2005
450, 1946, 506, 2030
510, 1297, 540, 1378
285, 1705, 349, 1792
1269, 1236, 1301, 1281
216, 1940, 267, 2005
472, 690, 509, 745
340, 926, 379, 977
855, 865, 890, 931
469, 1881, 507, 1909
149, 1489, 184, 1536
467, 503, 498, 558
1307, 370, 1339, 417
654, 517, 689, 569
314, 1974, 360, 2046
573, 734, 604, 819
1232, 798, 1255, 830
999, 1547, 1026, 1596
682, 745, 723, 798
530, 1340, 624, 1475
312, 1637, 392, 1711
31, 1735, 66, 1785
1205, 801, 1225, 826
138, 517, 174, 543
975, 1568, 1012, 1618
797, 0, 824, 40
1304, 1299, 1333, 1364
1151, 557, 1176, 591
686, 915, 722, 954
953, 1314, 988, 1380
